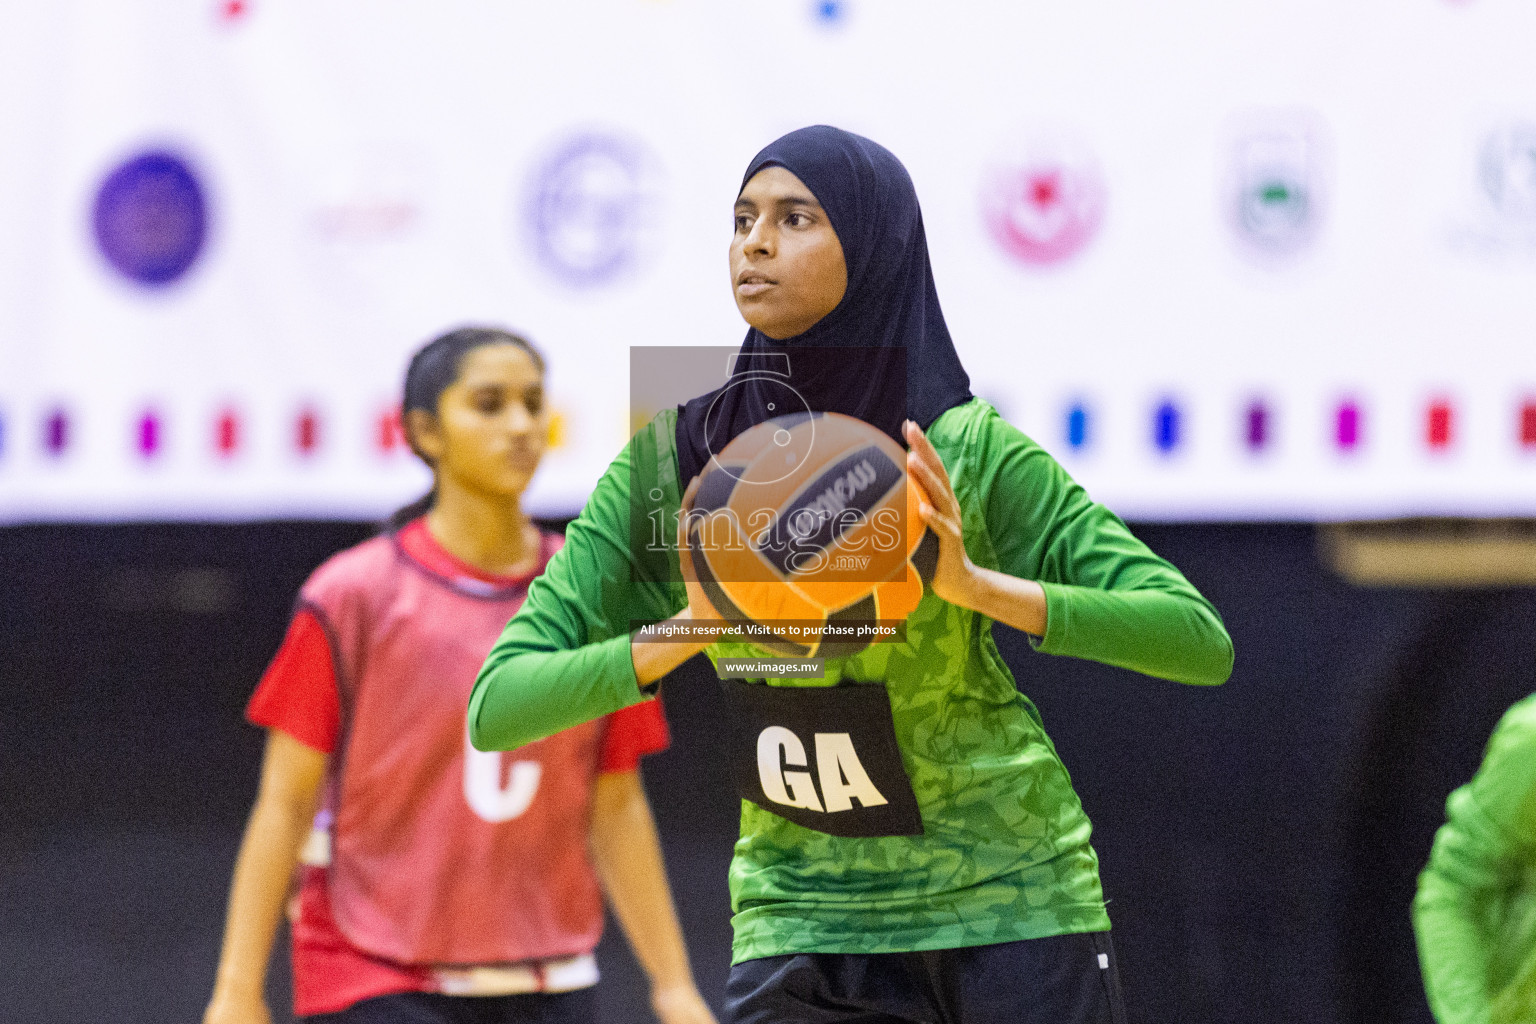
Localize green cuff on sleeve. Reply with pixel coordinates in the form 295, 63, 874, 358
1032, 580, 1070, 653
469, 633, 649, 752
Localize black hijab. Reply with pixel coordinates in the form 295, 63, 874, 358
674, 125, 972, 486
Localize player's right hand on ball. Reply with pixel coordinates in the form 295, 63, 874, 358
676, 475, 725, 629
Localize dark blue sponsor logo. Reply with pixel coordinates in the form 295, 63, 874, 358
93, 150, 208, 287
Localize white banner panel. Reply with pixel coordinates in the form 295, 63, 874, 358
1, 0, 1534, 522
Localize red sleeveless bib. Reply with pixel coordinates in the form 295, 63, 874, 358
302, 528, 604, 965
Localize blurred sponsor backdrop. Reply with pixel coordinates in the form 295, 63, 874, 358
2, 0, 1535, 522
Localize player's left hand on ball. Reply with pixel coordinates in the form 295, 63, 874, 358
903, 419, 977, 608
651, 980, 718, 1024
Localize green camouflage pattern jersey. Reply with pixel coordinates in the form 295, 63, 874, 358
1415, 692, 1536, 1024
471, 397, 1234, 963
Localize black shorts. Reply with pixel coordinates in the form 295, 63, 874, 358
301, 987, 598, 1024
726, 931, 1127, 1024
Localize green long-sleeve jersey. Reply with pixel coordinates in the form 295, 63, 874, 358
470, 397, 1234, 962
1415, 692, 1536, 1024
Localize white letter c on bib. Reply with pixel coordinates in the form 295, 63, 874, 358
464, 730, 542, 823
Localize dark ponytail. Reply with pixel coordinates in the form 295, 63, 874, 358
385, 326, 546, 532
385, 490, 439, 532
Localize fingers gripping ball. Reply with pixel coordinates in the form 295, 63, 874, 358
682, 412, 939, 658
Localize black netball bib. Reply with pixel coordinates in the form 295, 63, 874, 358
720, 678, 923, 838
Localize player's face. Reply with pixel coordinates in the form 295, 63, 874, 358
413, 344, 548, 500
731, 166, 847, 340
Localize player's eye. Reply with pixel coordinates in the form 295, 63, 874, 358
523, 389, 544, 416
472, 390, 503, 415
734, 212, 754, 233
786, 211, 810, 228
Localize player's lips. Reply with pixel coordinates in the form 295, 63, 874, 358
507, 444, 539, 471
735, 270, 776, 298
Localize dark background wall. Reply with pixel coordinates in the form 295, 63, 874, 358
1, 522, 1531, 1024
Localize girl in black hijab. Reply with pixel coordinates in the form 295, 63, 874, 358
673, 123, 973, 484
472, 126, 1233, 1024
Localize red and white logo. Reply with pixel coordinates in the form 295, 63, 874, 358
981, 144, 1105, 267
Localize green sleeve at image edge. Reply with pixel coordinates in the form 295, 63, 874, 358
1413, 698, 1536, 1024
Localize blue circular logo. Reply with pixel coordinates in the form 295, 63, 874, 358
525, 133, 657, 288
93, 150, 208, 286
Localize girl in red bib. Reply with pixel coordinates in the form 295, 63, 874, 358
205, 328, 716, 1024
